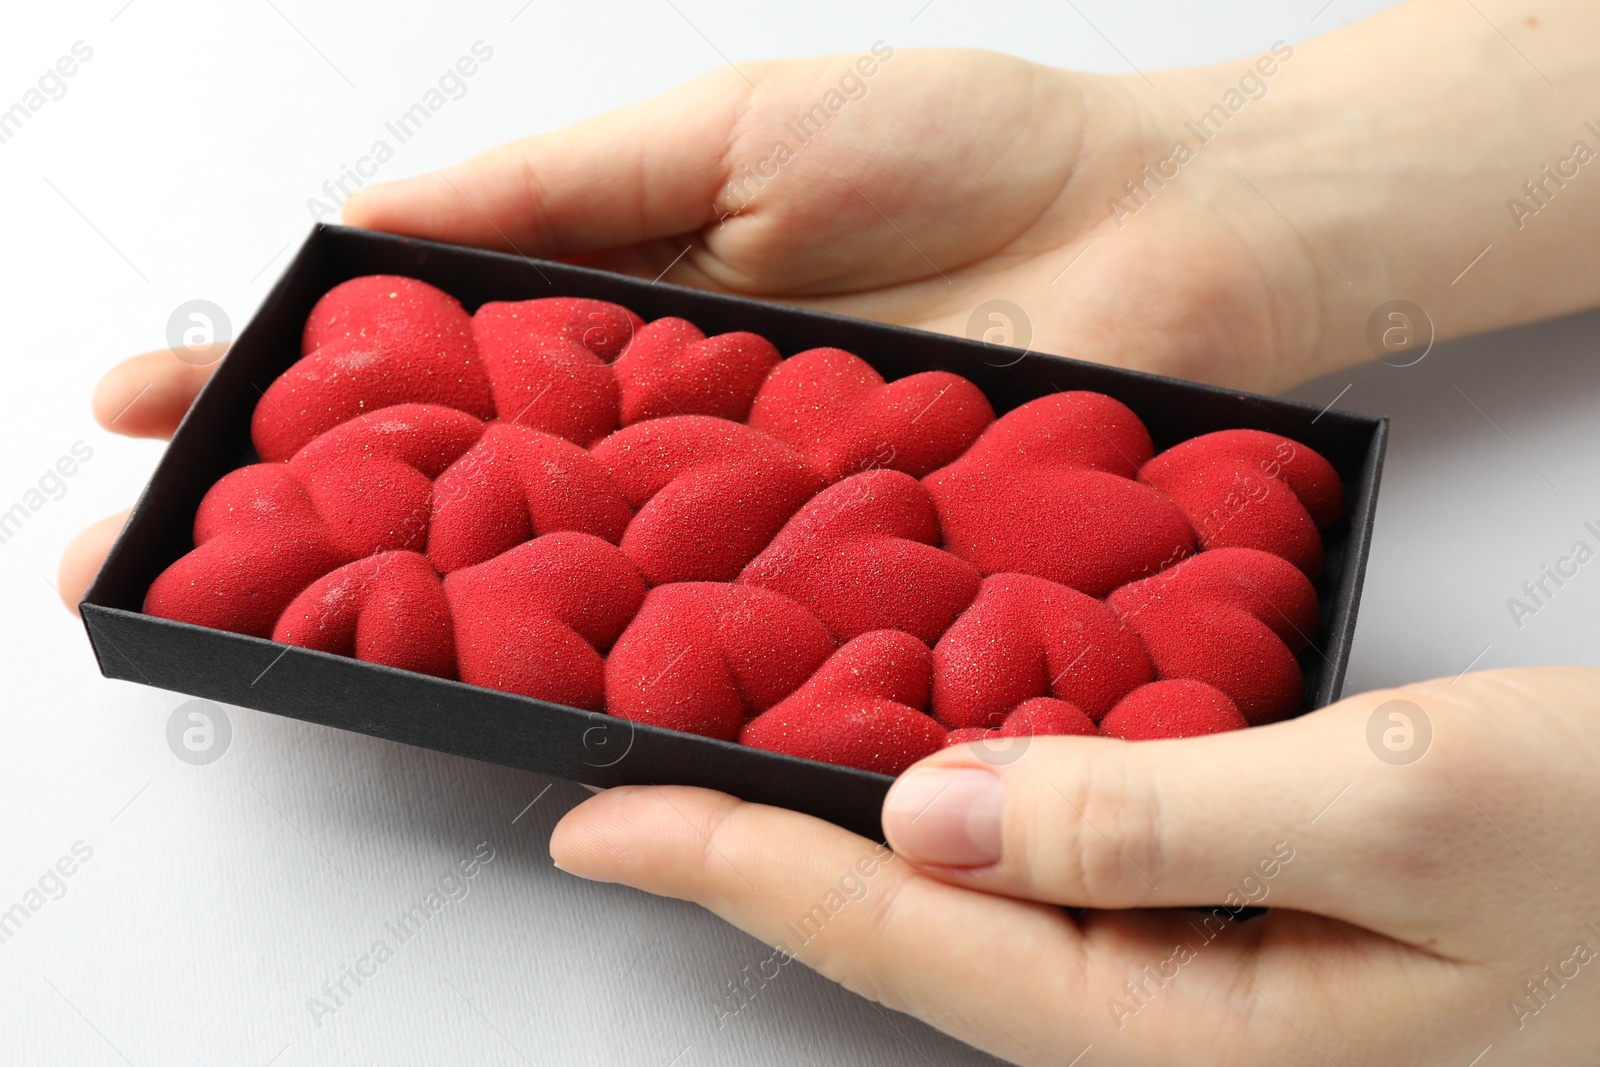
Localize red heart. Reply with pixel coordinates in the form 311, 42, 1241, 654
254, 276, 495, 462
472, 300, 620, 448
748, 347, 994, 480
613, 317, 781, 425
1139, 429, 1344, 577
740, 469, 982, 646
606, 582, 836, 740
1099, 680, 1247, 740
944, 391, 1155, 477
427, 421, 634, 573
290, 404, 486, 558
443, 533, 646, 711
741, 630, 947, 775
931, 572, 1152, 728
146, 404, 483, 637
471, 296, 642, 362
274, 550, 455, 679
926, 392, 1195, 596
1108, 547, 1317, 725
592, 416, 823, 585
1006, 697, 1098, 737
145, 463, 348, 638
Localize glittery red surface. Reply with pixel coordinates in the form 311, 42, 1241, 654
1099, 680, 1250, 740
741, 630, 947, 775
146, 275, 1344, 772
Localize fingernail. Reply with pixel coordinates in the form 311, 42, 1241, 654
882, 768, 1003, 868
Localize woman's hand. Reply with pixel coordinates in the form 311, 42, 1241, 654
340, 48, 1328, 392
339, 0, 1600, 399
550, 668, 1600, 1066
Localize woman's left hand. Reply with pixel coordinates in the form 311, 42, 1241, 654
551, 668, 1600, 1067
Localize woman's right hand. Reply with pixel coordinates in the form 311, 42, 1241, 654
340, 47, 1332, 392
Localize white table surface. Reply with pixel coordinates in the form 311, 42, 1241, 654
8, 1, 1596, 1064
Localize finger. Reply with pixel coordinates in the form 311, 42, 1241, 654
342, 68, 753, 259
92, 349, 221, 439
57, 509, 129, 614
550, 785, 1100, 1064
551, 788, 1462, 1065
880, 685, 1469, 940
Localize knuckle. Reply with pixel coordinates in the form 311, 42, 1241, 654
1022, 753, 1164, 904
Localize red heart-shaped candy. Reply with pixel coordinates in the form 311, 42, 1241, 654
1139, 429, 1344, 577
254, 276, 495, 462
274, 550, 455, 679
427, 421, 633, 573
740, 469, 981, 645
1108, 547, 1317, 725
741, 630, 947, 775
1099, 680, 1248, 740
614, 317, 780, 425
925, 393, 1195, 596
472, 300, 620, 447
593, 417, 823, 585
932, 572, 1152, 728
606, 582, 836, 740
943, 697, 1098, 748
749, 347, 994, 480
443, 533, 646, 711
472, 296, 642, 362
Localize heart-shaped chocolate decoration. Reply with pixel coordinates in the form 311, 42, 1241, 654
275, 550, 456, 679
444, 532, 646, 711
472, 300, 621, 448
592, 416, 823, 585
740, 468, 981, 646
943, 696, 1097, 747
1139, 429, 1344, 577
471, 296, 642, 362
1108, 547, 1317, 725
428, 422, 633, 573
291, 404, 486, 558
741, 629, 947, 775
606, 582, 836, 740
932, 572, 1152, 728
255, 276, 495, 462
749, 347, 994, 480
145, 463, 348, 638
613, 317, 780, 425
1099, 680, 1247, 740
926, 392, 1195, 597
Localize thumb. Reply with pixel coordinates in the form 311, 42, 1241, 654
881, 683, 1458, 933
342, 67, 754, 258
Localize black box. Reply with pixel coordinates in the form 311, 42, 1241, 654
81, 225, 1386, 841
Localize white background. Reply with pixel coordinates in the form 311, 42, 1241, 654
3, 1, 1596, 1064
